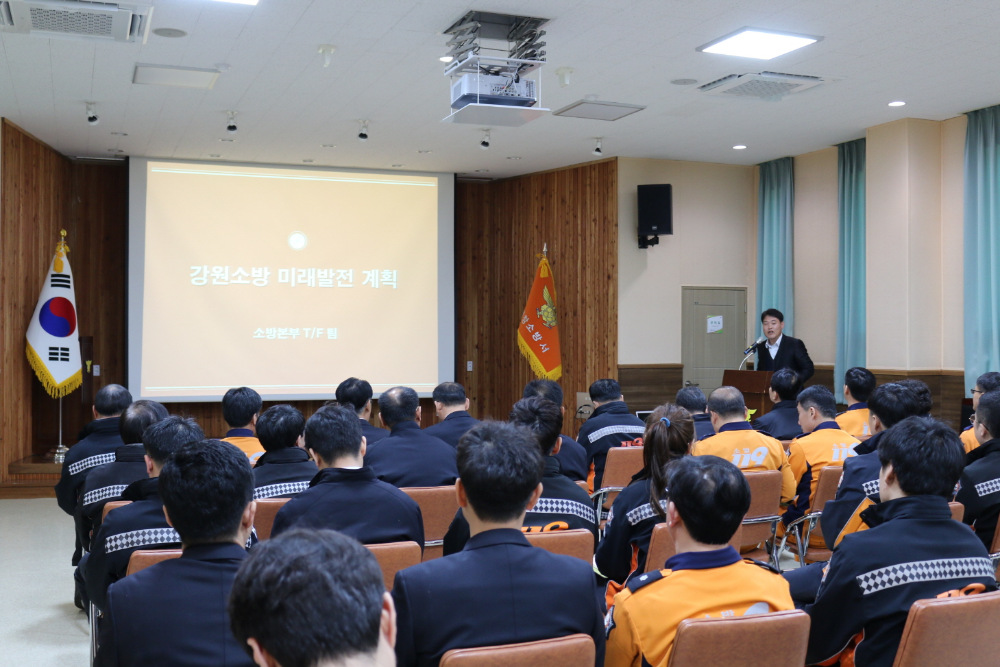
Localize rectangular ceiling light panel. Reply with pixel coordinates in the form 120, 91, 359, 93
552, 100, 646, 121
134, 64, 221, 89
697, 28, 821, 60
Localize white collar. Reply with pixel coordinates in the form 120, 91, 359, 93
767, 334, 783, 350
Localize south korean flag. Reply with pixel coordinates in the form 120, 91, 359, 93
25, 232, 82, 398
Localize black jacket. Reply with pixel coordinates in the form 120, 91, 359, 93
594, 473, 663, 596
423, 410, 481, 448
956, 437, 1000, 550
821, 437, 885, 547
577, 401, 646, 490
96, 542, 254, 667
79, 444, 148, 549
393, 528, 605, 667
442, 456, 598, 555
271, 466, 424, 546
692, 413, 715, 442
55, 418, 124, 516
251, 447, 317, 499
85, 477, 180, 612
361, 418, 390, 445
365, 421, 458, 488
752, 400, 801, 440
755, 335, 815, 382
554, 434, 588, 482
806, 495, 996, 667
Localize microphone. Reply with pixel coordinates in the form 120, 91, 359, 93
744, 336, 766, 355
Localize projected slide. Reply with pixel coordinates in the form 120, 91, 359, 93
129, 160, 453, 401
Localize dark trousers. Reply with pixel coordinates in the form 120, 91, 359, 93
782, 561, 826, 608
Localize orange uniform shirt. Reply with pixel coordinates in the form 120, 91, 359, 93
222, 430, 265, 464
835, 403, 871, 440
961, 427, 980, 455
692, 422, 795, 503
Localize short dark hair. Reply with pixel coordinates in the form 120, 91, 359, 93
229, 529, 385, 667
142, 416, 205, 465
674, 387, 707, 414
770, 369, 802, 402
509, 397, 563, 456
160, 439, 253, 544
845, 367, 877, 402
378, 386, 419, 427
256, 405, 305, 452
433, 382, 467, 407
797, 385, 837, 419
666, 455, 750, 545
707, 387, 745, 419
977, 372, 1000, 394
523, 379, 564, 406
305, 405, 363, 463
222, 387, 262, 428
976, 390, 1000, 438
589, 379, 622, 403
868, 383, 923, 428
457, 421, 544, 523
119, 400, 169, 445
760, 308, 784, 323
896, 379, 933, 415
877, 416, 965, 498
94, 384, 133, 418
335, 378, 373, 414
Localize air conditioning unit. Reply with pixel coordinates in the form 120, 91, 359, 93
451, 73, 537, 110
0, 0, 153, 43
698, 71, 834, 99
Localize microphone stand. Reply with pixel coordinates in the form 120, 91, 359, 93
738, 351, 754, 371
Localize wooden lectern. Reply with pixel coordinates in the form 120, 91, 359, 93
722, 370, 774, 419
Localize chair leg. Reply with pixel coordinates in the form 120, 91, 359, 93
89, 602, 98, 666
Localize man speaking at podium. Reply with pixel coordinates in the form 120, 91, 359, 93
753, 309, 814, 383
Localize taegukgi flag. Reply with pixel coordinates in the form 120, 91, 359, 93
517, 253, 562, 381
26, 231, 82, 398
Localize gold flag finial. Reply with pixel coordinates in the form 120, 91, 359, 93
542, 243, 547, 256
56, 229, 69, 254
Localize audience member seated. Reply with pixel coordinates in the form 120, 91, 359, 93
595, 404, 693, 607
604, 455, 794, 667
962, 372, 1000, 455
780, 385, 860, 548
442, 397, 598, 554
957, 389, 1000, 549
835, 366, 876, 440
578, 378, 646, 490
55, 384, 132, 568
229, 529, 397, 667
392, 421, 605, 667
221, 386, 265, 463
337, 377, 390, 445
271, 405, 423, 546
693, 387, 794, 502
96, 439, 257, 667
674, 386, 713, 442
365, 386, 458, 488
805, 417, 996, 667
251, 404, 317, 499
423, 382, 481, 448
85, 416, 204, 612
751, 368, 803, 440
523, 379, 588, 482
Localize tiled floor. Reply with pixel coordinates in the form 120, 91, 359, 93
0, 499, 90, 666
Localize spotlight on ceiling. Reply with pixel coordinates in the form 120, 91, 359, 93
697, 27, 821, 60
480, 129, 490, 150
86, 102, 99, 126
592, 137, 603, 156
888, 100, 906, 107
733, 145, 747, 150
358, 120, 369, 142
226, 111, 238, 134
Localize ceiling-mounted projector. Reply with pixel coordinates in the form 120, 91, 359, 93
451, 73, 537, 110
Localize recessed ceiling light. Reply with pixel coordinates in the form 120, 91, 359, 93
670, 78, 697, 85
506, 156, 521, 160
111, 132, 128, 136
209, 154, 221, 158
888, 101, 906, 107
697, 28, 821, 60
733, 145, 747, 150
152, 28, 187, 38
303, 159, 314, 163
440, 56, 454, 63
212, 0, 257, 4
134, 64, 221, 89
418, 150, 432, 154
392, 164, 404, 168
321, 144, 336, 148
475, 169, 489, 173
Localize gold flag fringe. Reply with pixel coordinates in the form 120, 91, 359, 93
26, 342, 82, 398
517, 334, 562, 381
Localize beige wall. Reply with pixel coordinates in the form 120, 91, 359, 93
618, 157, 756, 364
792, 148, 839, 365
941, 115, 966, 371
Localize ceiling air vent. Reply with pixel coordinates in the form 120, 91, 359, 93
0, 0, 152, 43
698, 71, 834, 100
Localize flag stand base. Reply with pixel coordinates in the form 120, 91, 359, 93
54, 396, 67, 463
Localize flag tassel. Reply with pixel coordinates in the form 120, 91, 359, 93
26, 342, 82, 398
517, 334, 561, 381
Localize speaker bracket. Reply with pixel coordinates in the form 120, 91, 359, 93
638, 234, 660, 249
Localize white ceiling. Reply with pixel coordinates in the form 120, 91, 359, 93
3, 0, 1000, 178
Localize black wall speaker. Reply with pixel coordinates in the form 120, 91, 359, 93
637, 184, 673, 236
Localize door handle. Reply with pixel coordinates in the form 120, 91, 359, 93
684, 380, 699, 387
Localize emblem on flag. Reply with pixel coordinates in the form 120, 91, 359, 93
26, 231, 82, 397
517, 251, 562, 381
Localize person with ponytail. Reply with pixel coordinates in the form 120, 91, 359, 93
594, 403, 694, 609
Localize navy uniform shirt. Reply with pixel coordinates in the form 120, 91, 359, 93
691, 413, 715, 442
251, 447, 317, 499
423, 410, 481, 448
79, 444, 148, 550
271, 466, 424, 547
554, 434, 588, 482
393, 528, 605, 667
577, 401, 646, 490
56, 418, 124, 517
820, 433, 885, 547
361, 417, 390, 445
365, 421, 458, 488
751, 400, 801, 441
956, 437, 1000, 550
96, 542, 254, 667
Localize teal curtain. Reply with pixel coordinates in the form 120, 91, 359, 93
835, 139, 866, 400
964, 106, 1000, 396
757, 157, 795, 337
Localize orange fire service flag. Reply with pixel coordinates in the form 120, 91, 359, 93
517, 255, 562, 380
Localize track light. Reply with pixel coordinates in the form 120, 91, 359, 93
480, 129, 490, 150
359, 120, 369, 142
592, 138, 602, 156
86, 102, 99, 126
226, 111, 238, 134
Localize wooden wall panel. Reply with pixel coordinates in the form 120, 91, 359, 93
618, 364, 684, 412
455, 159, 618, 436
871, 370, 964, 431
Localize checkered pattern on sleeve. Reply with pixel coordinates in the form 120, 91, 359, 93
974, 478, 1000, 497
83, 484, 128, 506
626, 500, 669, 526
69, 453, 116, 476
587, 424, 646, 443
855, 557, 995, 595
105, 527, 181, 553
253, 481, 310, 499
862, 479, 880, 497
531, 498, 597, 524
